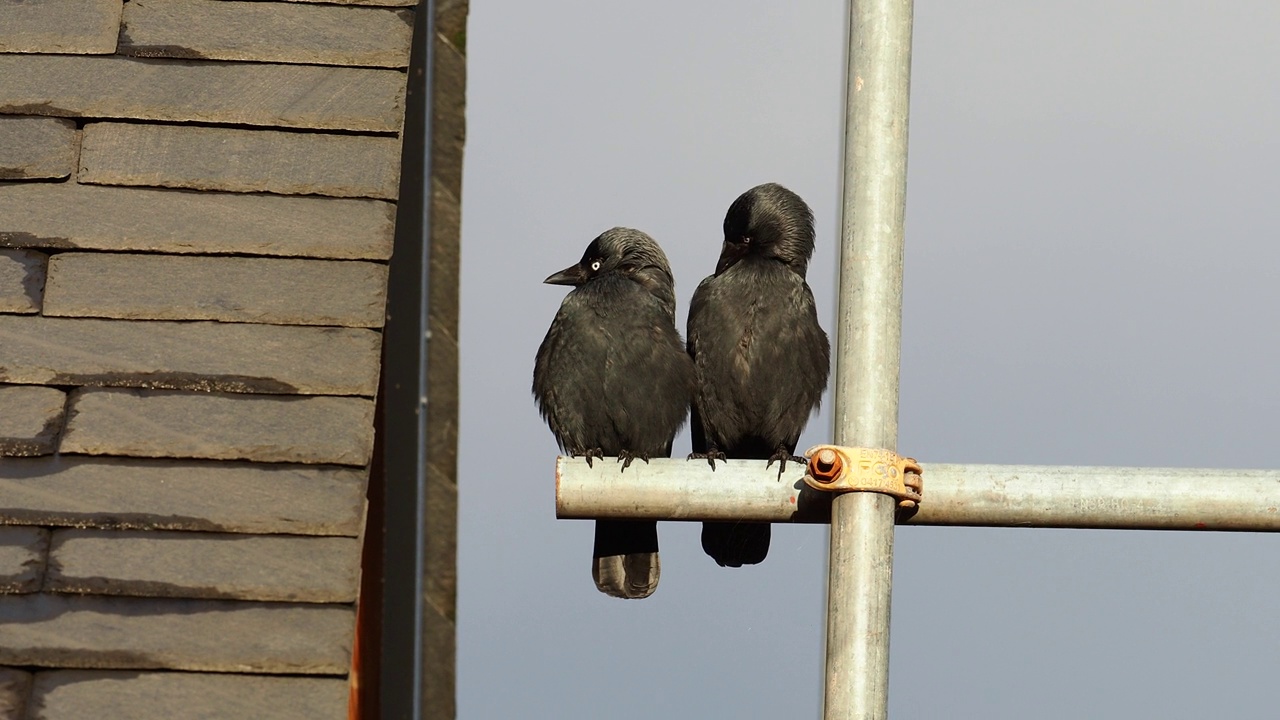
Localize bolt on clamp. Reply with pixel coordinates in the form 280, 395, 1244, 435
803, 445, 924, 509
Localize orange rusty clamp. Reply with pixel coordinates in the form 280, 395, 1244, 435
802, 445, 924, 509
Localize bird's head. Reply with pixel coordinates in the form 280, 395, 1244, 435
544, 227, 676, 299
716, 183, 815, 276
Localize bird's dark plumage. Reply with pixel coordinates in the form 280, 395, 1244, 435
533, 227, 694, 598
688, 183, 831, 567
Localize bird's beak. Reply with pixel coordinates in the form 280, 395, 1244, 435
544, 263, 588, 286
714, 241, 748, 276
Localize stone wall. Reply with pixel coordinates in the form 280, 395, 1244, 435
0, 0, 425, 717
424, 0, 466, 716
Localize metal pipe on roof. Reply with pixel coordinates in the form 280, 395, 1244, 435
555, 458, 1280, 532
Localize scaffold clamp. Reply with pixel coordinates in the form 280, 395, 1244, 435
803, 445, 924, 509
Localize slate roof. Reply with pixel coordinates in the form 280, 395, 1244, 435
0, 0, 417, 716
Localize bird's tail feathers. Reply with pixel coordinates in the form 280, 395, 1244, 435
702, 522, 770, 568
592, 553, 660, 599
592, 520, 660, 599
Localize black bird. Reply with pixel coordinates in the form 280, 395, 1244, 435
533, 227, 694, 599
687, 183, 831, 567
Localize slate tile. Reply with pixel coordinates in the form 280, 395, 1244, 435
0, 0, 122, 55
44, 253, 387, 327
0, 55, 405, 132
0, 250, 47, 315
79, 123, 402, 199
62, 389, 375, 466
0, 386, 66, 457
0, 117, 78, 180
0, 527, 50, 594
0, 667, 32, 720
30, 670, 348, 720
120, 0, 413, 68
0, 315, 380, 396
48, 530, 360, 603
0, 457, 365, 536
0, 183, 394, 259
248, 0, 414, 6
0, 594, 354, 674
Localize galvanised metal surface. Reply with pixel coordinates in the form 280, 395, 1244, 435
556, 458, 1280, 532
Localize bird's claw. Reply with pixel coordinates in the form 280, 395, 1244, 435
766, 448, 806, 480
617, 450, 650, 472
687, 447, 727, 470
573, 447, 605, 468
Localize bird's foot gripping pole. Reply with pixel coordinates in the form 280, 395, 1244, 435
803, 445, 923, 510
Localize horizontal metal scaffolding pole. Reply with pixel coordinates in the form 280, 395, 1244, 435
555, 457, 1280, 532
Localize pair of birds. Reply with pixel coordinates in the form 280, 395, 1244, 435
533, 182, 831, 599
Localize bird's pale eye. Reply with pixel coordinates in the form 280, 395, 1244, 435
740, 236, 752, 245
590, 260, 602, 271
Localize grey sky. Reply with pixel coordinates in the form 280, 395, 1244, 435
458, 2, 1279, 717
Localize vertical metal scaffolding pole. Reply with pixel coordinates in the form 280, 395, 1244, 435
825, 1, 914, 718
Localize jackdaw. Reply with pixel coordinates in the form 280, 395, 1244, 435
534, 227, 695, 598
687, 183, 831, 567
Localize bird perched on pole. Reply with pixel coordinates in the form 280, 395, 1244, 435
687, 183, 831, 567
534, 227, 695, 598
